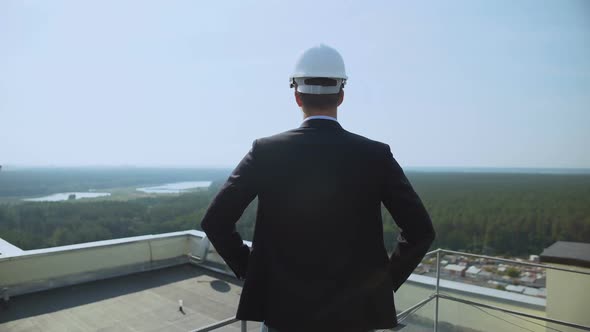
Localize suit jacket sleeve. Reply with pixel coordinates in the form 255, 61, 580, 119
200, 140, 259, 279
381, 144, 436, 292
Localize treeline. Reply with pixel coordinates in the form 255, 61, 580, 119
0, 172, 589, 256
410, 172, 590, 255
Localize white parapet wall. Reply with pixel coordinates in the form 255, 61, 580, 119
0, 230, 208, 297
0, 238, 23, 257
545, 264, 590, 332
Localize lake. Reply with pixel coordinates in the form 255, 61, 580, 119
137, 181, 212, 194
24, 192, 111, 202
20, 181, 213, 201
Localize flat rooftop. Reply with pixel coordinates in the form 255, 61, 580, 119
0, 264, 261, 332
0, 231, 561, 332
540, 241, 590, 268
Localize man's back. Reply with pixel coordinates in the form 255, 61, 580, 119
201, 119, 435, 332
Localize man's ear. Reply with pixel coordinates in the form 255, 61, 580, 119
337, 90, 344, 107
295, 91, 303, 107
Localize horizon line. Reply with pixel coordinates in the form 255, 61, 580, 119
2, 164, 590, 174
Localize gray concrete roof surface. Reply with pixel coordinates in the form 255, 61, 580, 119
0, 264, 261, 332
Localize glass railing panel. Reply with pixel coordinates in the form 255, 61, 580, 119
436, 297, 557, 332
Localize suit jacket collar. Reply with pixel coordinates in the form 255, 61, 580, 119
299, 118, 343, 130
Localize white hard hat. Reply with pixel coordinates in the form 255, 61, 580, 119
290, 44, 347, 95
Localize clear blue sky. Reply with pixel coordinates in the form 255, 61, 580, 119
1, 1, 588, 168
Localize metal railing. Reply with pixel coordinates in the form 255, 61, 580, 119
189, 247, 590, 332
427, 248, 590, 332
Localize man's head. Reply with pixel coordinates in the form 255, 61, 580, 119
290, 44, 347, 117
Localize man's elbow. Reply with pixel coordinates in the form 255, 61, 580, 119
413, 225, 435, 248
406, 227, 435, 249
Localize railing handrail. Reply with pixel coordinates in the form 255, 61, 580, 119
430, 248, 590, 331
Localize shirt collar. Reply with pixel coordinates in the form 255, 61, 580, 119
302, 115, 338, 123
299, 117, 343, 130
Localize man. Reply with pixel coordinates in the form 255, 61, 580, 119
200, 44, 435, 332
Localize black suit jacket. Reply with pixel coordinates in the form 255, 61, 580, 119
200, 119, 435, 332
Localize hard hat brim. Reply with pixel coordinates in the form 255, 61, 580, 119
291, 77, 345, 95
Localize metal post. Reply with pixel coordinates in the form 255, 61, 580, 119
241, 320, 247, 332
434, 249, 441, 332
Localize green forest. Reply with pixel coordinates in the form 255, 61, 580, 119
0, 169, 589, 257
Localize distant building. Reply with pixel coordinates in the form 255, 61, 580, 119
444, 264, 466, 277
478, 270, 493, 280
414, 263, 431, 274
465, 266, 481, 278
517, 274, 545, 288
443, 255, 458, 264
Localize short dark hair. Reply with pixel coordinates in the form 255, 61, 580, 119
297, 78, 342, 110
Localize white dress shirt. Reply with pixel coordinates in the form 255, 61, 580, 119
302, 115, 338, 123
